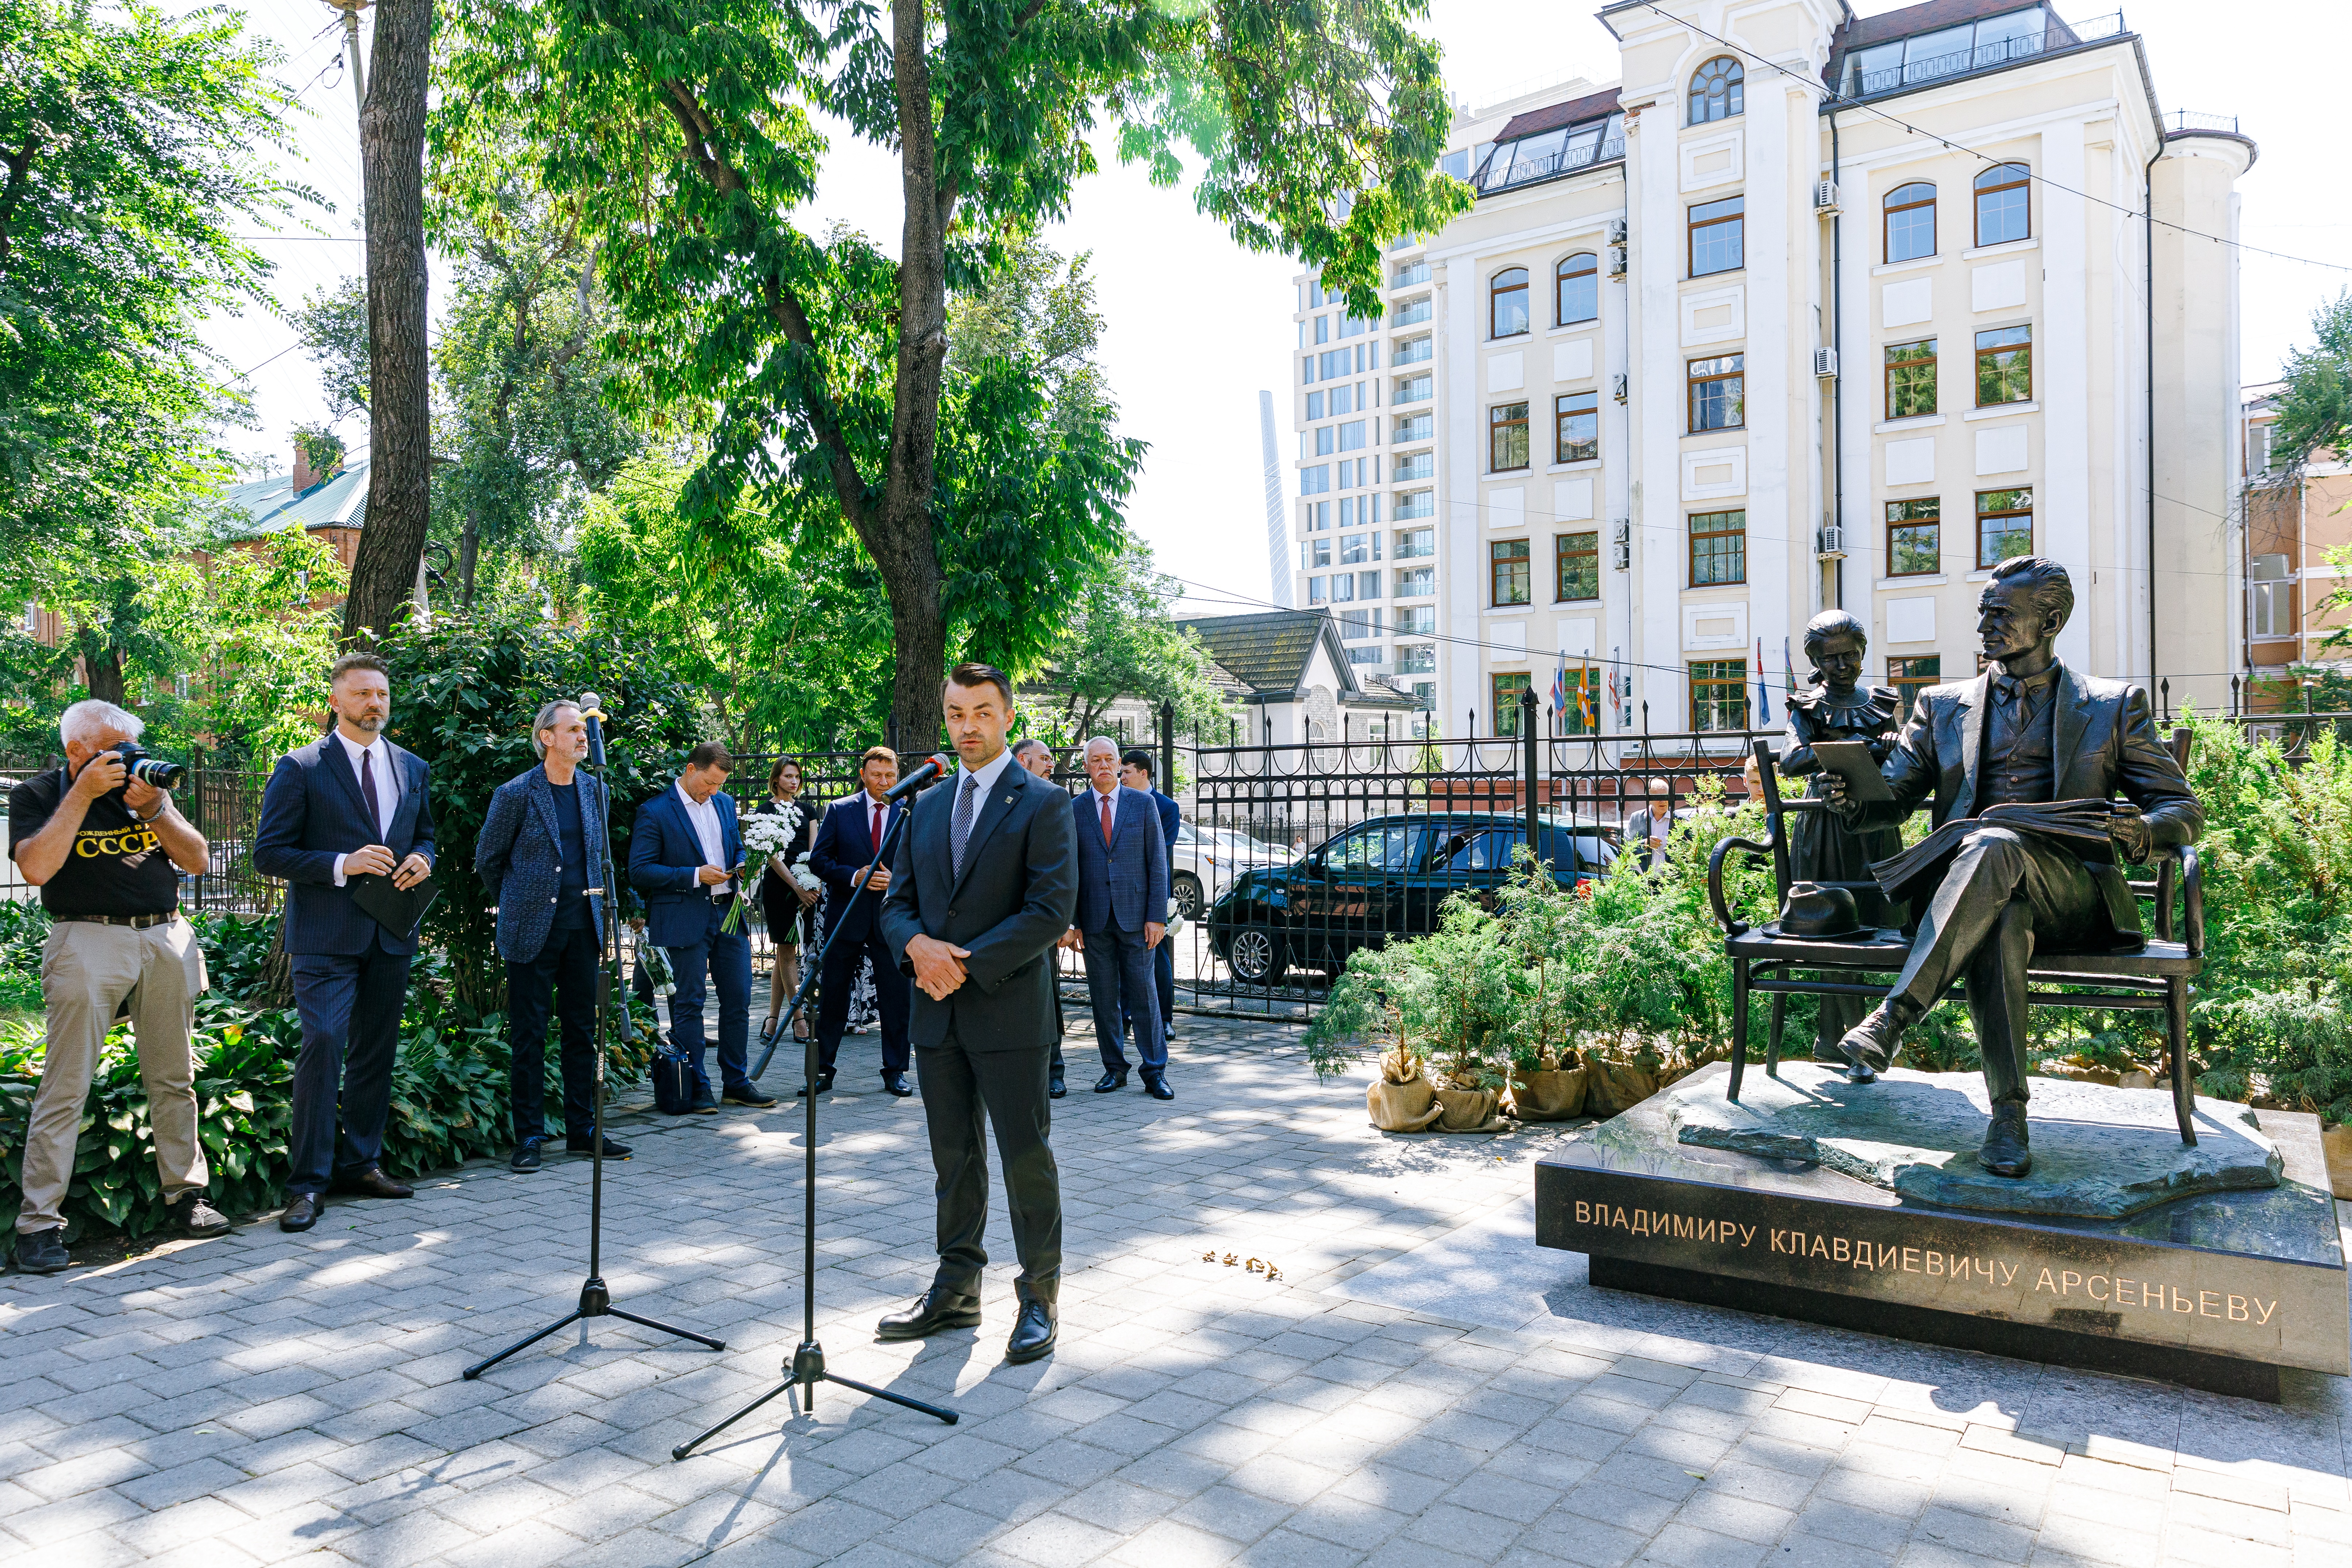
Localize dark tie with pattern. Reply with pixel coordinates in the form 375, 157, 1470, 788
359, 748, 381, 838
951, 775, 978, 879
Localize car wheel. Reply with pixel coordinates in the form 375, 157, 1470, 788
1226, 927, 1287, 985
1172, 872, 1204, 922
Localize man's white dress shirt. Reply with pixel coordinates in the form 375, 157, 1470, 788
677, 781, 731, 896
330, 728, 401, 886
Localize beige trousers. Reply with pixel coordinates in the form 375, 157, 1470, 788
18, 918, 210, 1233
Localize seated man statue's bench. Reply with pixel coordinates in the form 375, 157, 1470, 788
1706, 728, 2203, 1146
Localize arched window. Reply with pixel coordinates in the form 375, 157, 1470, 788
1490, 267, 1529, 338
1974, 162, 2030, 246
1884, 181, 1936, 263
1556, 252, 1599, 325
1688, 57, 1743, 124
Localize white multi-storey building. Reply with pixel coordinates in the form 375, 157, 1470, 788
1285, 0, 2251, 740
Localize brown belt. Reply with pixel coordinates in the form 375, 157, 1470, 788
55, 911, 180, 930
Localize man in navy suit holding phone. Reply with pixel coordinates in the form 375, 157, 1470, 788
806, 746, 914, 1099
252, 653, 437, 1234
628, 742, 776, 1114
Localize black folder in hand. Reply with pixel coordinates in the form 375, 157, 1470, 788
350, 870, 440, 939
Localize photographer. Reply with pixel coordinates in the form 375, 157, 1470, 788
9, 700, 226, 1275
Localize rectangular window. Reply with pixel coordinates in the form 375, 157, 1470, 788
1360, 571, 1382, 600
1307, 576, 1328, 604
1329, 385, 1354, 416
1391, 296, 1433, 328
1688, 355, 1745, 432
1492, 673, 1533, 735
1975, 326, 2031, 406
1332, 572, 1356, 603
1302, 355, 1316, 385
1555, 391, 1599, 463
1321, 349, 1350, 379
1885, 338, 1937, 419
1392, 451, 1434, 482
1311, 500, 1331, 530
1393, 259, 1431, 287
1315, 426, 1336, 457
1395, 373, 1433, 404
1490, 402, 1531, 471
1395, 644, 1436, 675
1888, 655, 1941, 719
1394, 334, 1433, 366
1307, 536, 1331, 569
1338, 496, 1356, 529
1301, 465, 1330, 495
1340, 533, 1368, 565
1346, 645, 1384, 666
1315, 315, 1329, 344
1396, 604, 1436, 634
1396, 568, 1436, 599
1411, 681, 1436, 711
1304, 391, 1324, 421
1491, 539, 1532, 606
2252, 581, 2294, 638
1886, 498, 1940, 576
1688, 196, 1745, 277
1339, 609, 1375, 639
1690, 660, 1750, 732
1976, 487, 2032, 567
1555, 531, 1600, 602
1394, 411, 1434, 442
1394, 489, 1435, 520
1394, 527, 1434, 559
1689, 509, 1746, 587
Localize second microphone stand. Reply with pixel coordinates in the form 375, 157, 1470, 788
672, 793, 957, 1459
464, 710, 727, 1380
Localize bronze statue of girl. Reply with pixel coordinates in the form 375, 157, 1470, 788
1778, 610, 1906, 1057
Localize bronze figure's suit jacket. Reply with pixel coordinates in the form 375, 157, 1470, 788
1851, 664, 2202, 948
879, 760, 1078, 1051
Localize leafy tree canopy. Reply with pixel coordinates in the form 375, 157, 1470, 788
2271, 291, 2352, 471
1035, 542, 1232, 746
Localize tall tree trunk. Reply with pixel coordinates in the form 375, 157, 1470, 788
341, 0, 433, 649
459, 506, 479, 607
73, 623, 126, 705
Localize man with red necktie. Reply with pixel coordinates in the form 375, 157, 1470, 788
806, 746, 915, 1098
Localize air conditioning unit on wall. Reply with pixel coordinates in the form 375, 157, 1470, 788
1814, 180, 1840, 213
1607, 245, 1627, 277
1817, 525, 1847, 558
1612, 373, 1629, 403
1610, 519, 1632, 571
1814, 347, 1839, 378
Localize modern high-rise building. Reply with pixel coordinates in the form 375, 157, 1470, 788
1283, 0, 2252, 741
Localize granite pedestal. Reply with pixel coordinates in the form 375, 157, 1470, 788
1535, 1062, 2348, 1401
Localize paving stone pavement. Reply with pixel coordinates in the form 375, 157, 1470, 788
4, 1012, 2349, 1568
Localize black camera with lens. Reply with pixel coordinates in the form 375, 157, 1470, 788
109, 741, 187, 791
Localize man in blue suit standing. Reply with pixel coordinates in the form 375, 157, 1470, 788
474, 700, 631, 1172
1067, 736, 1171, 1099
627, 742, 776, 1113
253, 653, 437, 1233
1119, 748, 1181, 1059
806, 746, 914, 1098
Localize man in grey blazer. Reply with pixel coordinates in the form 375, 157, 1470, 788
474, 701, 631, 1172
877, 663, 1077, 1364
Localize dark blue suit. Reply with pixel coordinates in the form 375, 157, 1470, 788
807, 792, 912, 1078
476, 765, 609, 1142
1071, 786, 1169, 1077
628, 785, 751, 1101
252, 732, 437, 1196
1122, 788, 1181, 1056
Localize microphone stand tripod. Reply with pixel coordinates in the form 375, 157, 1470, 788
464, 704, 726, 1380
672, 790, 957, 1459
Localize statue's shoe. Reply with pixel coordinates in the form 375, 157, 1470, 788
1977, 1103, 2033, 1179
1836, 1003, 1908, 1085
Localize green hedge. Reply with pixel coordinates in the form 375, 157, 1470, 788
0, 908, 652, 1248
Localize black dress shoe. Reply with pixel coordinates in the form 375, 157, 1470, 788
1142, 1074, 1174, 1102
688, 1095, 721, 1115
882, 1071, 913, 1098
1837, 1002, 1911, 1085
1049, 1072, 1066, 1100
334, 1167, 414, 1199
1005, 1277, 1058, 1364
168, 1196, 232, 1237
510, 1137, 546, 1173
566, 1135, 631, 1159
15, 1226, 68, 1274
1978, 1103, 2033, 1178
875, 1284, 983, 1340
279, 1194, 323, 1233
1092, 1069, 1129, 1094
723, 1085, 779, 1108
795, 1071, 836, 1098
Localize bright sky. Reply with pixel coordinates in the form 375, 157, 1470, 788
205, 0, 2350, 620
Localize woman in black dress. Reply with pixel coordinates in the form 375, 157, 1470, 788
754, 757, 822, 1048
1778, 610, 1906, 1058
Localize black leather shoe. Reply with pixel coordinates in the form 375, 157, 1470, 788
1978, 1103, 2033, 1178
510, 1137, 545, 1173
1837, 1003, 1911, 1085
1142, 1074, 1174, 1101
1049, 1072, 1066, 1100
796, 1071, 835, 1098
876, 1284, 983, 1340
279, 1194, 322, 1233
15, 1226, 68, 1274
1093, 1070, 1129, 1094
882, 1071, 913, 1098
169, 1196, 232, 1237
688, 1095, 722, 1115
1005, 1277, 1058, 1364
334, 1167, 414, 1199
566, 1135, 631, 1159
723, 1085, 778, 1108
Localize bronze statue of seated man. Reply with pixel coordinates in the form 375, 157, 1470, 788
1823, 556, 2202, 1180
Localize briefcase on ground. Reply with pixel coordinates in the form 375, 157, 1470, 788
653, 1050, 696, 1115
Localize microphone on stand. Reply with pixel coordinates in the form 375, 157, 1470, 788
579, 691, 609, 768
884, 752, 954, 802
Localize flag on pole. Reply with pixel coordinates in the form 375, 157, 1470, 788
1577, 657, 1595, 730
1550, 651, 1567, 722
1753, 638, 1772, 726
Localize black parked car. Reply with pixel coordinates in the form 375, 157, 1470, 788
1205, 812, 1618, 985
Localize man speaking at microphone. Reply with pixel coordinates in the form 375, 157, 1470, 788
878, 664, 1077, 1364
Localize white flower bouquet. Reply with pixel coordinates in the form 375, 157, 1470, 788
723, 803, 805, 933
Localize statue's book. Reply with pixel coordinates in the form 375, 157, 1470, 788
1866, 800, 2136, 908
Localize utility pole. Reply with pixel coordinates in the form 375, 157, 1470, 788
325, 0, 368, 113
